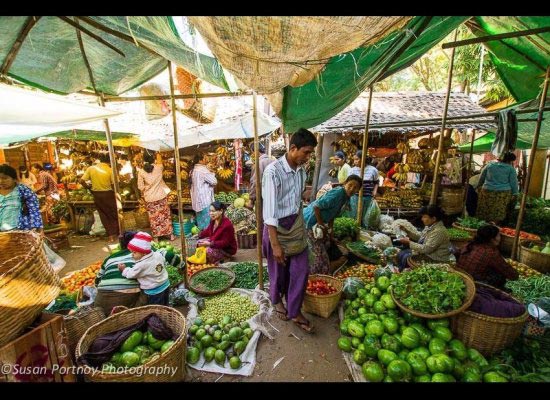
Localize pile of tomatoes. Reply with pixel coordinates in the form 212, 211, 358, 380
500, 227, 540, 241
334, 263, 378, 283
306, 279, 338, 296
61, 260, 102, 293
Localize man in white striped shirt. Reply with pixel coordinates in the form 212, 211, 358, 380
191, 155, 218, 230
262, 128, 317, 333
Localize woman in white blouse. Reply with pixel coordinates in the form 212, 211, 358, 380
137, 152, 174, 241
18, 166, 37, 189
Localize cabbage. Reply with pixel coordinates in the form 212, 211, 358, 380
234, 198, 246, 208
343, 277, 365, 299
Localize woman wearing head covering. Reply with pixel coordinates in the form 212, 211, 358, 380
137, 151, 174, 241
476, 152, 519, 224
348, 151, 379, 227
396, 205, 453, 271
18, 165, 37, 190
334, 151, 351, 184
0, 164, 43, 231
195, 201, 238, 264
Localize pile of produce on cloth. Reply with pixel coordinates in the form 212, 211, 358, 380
505, 275, 550, 305
391, 266, 467, 315
455, 216, 488, 230
506, 259, 541, 278
189, 269, 233, 292
334, 263, 379, 283
447, 228, 473, 241
61, 261, 102, 293
499, 227, 540, 241
187, 263, 218, 278
333, 217, 359, 241
347, 241, 383, 263
100, 329, 176, 372
226, 262, 269, 290
186, 288, 275, 376
338, 274, 513, 382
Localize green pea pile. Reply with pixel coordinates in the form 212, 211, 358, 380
200, 292, 259, 324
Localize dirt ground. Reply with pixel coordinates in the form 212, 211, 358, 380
57, 233, 352, 382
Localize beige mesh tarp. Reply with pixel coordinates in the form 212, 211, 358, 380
189, 16, 411, 98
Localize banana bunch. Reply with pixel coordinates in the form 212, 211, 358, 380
396, 141, 410, 154
407, 150, 423, 164
217, 167, 233, 179
163, 169, 175, 179
180, 170, 189, 180
216, 146, 230, 158
328, 168, 338, 178
393, 163, 410, 182
61, 173, 77, 183
337, 139, 357, 156
329, 156, 339, 165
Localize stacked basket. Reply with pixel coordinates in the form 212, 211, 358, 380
0, 231, 61, 347
302, 274, 343, 318
519, 240, 550, 274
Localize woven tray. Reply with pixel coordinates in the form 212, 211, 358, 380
346, 243, 383, 265
188, 266, 236, 296
451, 222, 479, 235
302, 274, 343, 318
390, 269, 476, 319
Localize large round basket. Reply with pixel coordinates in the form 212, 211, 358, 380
390, 269, 476, 319
499, 232, 527, 256
75, 305, 187, 382
450, 282, 528, 356
519, 240, 550, 274
52, 306, 106, 357
346, 243, 383, 265
188, 266, 235, 296
450, 238, 471, 250
451, 222, 478, 235
0, 231, 61, 347
303, 274, 343, 318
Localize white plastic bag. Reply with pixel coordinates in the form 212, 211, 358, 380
43, 241, 66, 273
89, 211, 106, 236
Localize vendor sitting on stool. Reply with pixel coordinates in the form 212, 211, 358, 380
396, 205, 453, 271
196, 201, 238, 263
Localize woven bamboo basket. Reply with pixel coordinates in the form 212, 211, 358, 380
450, 282, 528, 356
451, 222, 479, 235
0, 231, 61, 347
134, 211, 150, 229
519, 240, 550, 274
75, 305, 187, 382
302, 274, 343, 318
390, 269, 476, 319
499, 233, 519, 256
54, 306, 106, 357
121, 211, 138, 232
440, 187, 465, 215
450, 238, 471, 250
406, 255, 454, 269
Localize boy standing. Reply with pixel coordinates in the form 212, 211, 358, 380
118, 232, 170, 305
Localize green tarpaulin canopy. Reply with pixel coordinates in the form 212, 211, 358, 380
458, 131, 542, 153
0, 16, 230, 95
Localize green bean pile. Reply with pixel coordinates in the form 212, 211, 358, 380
191, 269, 232, 292
231, 262, 269, 289
200, 291, 259, 323
505, 275, 550, 304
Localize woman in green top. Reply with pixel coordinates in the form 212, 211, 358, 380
334, 151, 352, 184
303, 175, 362, 274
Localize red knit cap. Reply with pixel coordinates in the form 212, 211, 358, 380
127, 232, 153, 254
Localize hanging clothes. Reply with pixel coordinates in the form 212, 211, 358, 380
491, 109, 518, 158
234, 140, 243, 191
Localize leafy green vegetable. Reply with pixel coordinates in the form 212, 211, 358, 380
333, 217, 359, 240
447, 228, 473, 240
230, 262, 269, 289
191, 269, 232, 292
456, 216, 488, 229
166, 265, 183, 287
505, 195, 550, 239
47, 293, 78, 312
346, 241, 382, 262
490, 336, 550, 382
391, 266, 466, 314
505, 275, 550, 304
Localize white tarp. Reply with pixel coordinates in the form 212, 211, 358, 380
0, 83, 123, 145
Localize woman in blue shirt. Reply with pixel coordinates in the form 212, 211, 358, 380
303, 175, 362, 274
476, 153, 519, 224
0, 164, 43, 231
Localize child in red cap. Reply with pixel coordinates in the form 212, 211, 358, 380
118, 231, 170, 305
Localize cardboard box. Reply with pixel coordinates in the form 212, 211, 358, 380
0, 313, 77, 382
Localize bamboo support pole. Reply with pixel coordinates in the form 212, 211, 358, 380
511, 65, 550, 260
430, 30, 458, 206
310, 133, 324, 202
1, 16, 40, 75
544, 151, 550, 199
252, 93, 264, 290
103, 91, 253, 102
462, 129, 477, 216
168, 61, 188, 284
357, 86, 374, 227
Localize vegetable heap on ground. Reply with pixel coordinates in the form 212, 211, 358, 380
187, 263, 218, 278
391, 266, 466, 315
338, 274, 510, 382
333, 217, 359, 240
334, 263, 379, 283
166, 265, 182, 287
61, 261, 102, 293
186, 315, 255, 370
190, 269, 233, 292
199, 291, 259, 325
505, 275, 550, 304
307, 278, 338, 295
447, 228, 473, 241
505, 259, 541, 278
456, 216, 488, 229
100, 329, 175, 372
347, 241, 383, 263
230, 262, 269, 290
